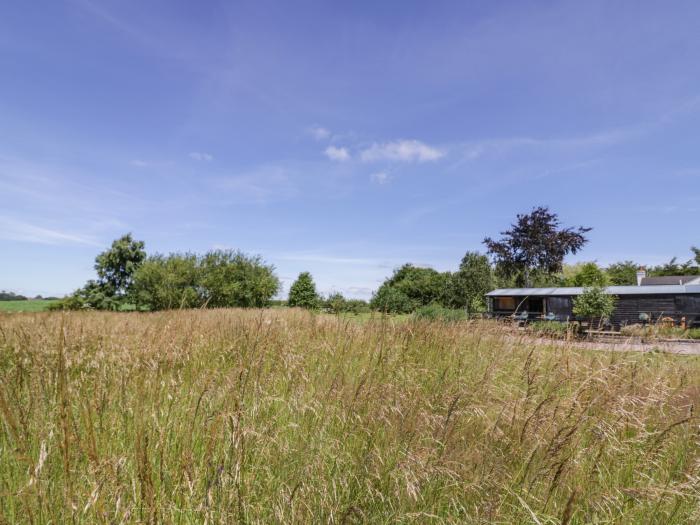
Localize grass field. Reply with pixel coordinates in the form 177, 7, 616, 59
0, 299, 58, 312
1, 309, 699, 523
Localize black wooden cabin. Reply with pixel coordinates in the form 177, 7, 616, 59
486, 283, 700, 328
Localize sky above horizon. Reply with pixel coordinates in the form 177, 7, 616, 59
1, 0, 699, 299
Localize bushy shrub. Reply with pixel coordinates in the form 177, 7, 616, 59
199, 250, 280, 308
370, 286, 414, 313
620, 324, 648, 337
528, 320, 572, 338
49, 280, 121, 311
323, 293, 371, 314
372, 264, 450, 313
413, 304, 467, 322
687, 328, 700, 340
130, 254, 203, 310
344, 299, 371, 314
573, 286, 616, 326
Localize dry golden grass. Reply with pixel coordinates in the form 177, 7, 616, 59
1, 309, 699, 523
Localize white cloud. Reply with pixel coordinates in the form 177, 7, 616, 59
324, 145, 350, 162
308, 125, 331, 141
360, 139, 444, 163
189, 152, 213, 162
370, 172, 390, 185
0, 217, 99, 246
215, 165, 297, 203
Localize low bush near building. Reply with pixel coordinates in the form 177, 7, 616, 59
528, 320, 575, 338
413, 304, 467, 322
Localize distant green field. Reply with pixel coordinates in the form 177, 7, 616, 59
0, 299, 58, 312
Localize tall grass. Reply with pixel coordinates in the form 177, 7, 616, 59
0, 309, 699, 523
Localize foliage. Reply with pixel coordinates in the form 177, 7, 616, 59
323, 293, 370, 314
620, 324, 700, 340
370, 286, 414, 313
444, 252, 493, 314
413, 304, 467, 322
648, 248, 700, 276
563, 262, 608, 287
199, 250, 280, 308
288, 272, 320, 309
2, 310, 700, 523
484, 206, 591, 287
94, 233, 146, 296
49, 280, 123, 311
372, 264, 449, 312
605, 260, 639, 285
53, 233, 147, 310
130, 253, 203, 310
0, 291, 28, 301
572, 286, 616, 320
528, 320, 573, 338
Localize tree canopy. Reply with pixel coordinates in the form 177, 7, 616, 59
94, 233, 146, 296
562, 262, 608, 287
288, 272, 320, 309
370, 264, 449, 313
573, 286, 616, 324
605, 261, 638, 286
444, 252, 493, 313
484, 206, 591, 287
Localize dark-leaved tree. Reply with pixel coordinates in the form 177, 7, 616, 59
483, 206, 591, 287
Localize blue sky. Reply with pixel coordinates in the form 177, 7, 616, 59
1, 1, 699, 299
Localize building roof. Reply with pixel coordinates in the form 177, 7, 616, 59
640, 275, 700, 286
487, 284, 700, 297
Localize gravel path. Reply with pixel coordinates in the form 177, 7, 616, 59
510, 334, 700, 355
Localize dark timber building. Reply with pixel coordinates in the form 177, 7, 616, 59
486, 270, 700, 328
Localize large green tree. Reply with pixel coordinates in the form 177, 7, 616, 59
199, 250, 280, 308
484, 206, 591, 287
94, 233, 146, 296
288, 272, 320, 309
445, 252, 493, 313
130, 253, 203, 310
605, 261, 638, 286
565, 262, 608, 287
371, 264, 449, 312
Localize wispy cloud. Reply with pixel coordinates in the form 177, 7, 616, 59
324, 145, 350, 162
456, 127, 645, 164
0, 217, 99, 246
130, 159, 173, 168
130, 159, 153, 167
370, 171, 390, 185
360, 139, 444, 163
215, 165, 297, 203
308, 125, 331, 141
189, 151, 213, 162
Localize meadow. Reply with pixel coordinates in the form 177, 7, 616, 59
0, 299, 58, 313
0, 309, 699, 523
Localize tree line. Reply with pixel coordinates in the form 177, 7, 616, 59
50, 206, 699, 313
368, 206, 699, 314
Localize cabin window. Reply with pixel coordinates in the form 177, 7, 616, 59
494, 297, 516, 310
